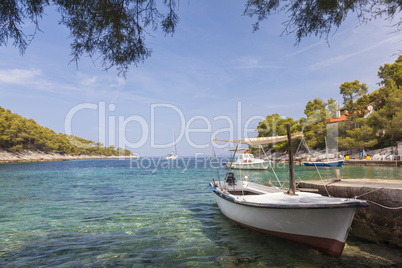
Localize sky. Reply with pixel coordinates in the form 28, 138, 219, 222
0, 1, 401, 157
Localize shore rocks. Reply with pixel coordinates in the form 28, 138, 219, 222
257, 145, 401, 162
0, 150, 133, 163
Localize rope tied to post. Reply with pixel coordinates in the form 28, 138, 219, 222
354, 187, 402, 210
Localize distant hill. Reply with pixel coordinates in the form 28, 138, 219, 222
0, 106, 132, 156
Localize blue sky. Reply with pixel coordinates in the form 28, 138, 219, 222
0, 1, 401, 157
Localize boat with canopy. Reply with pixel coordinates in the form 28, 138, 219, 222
209, 126, 368, 257
224, 148, 270, 170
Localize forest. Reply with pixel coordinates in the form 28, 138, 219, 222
254, 56, 402, 153
0, 107, 132, 156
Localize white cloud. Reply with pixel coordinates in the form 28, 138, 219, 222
111, 77, 126, 88
0, 68, 129, 96
79, 75, 97, 87
0, 68, 65, 93
76, 72, 126, 89
310, 34, 402, 71
72, 72, 164, 104
0, 68, 42, 84
232, 56, 282, 69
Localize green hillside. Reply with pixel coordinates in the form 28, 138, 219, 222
254, 56, 402, 153
0, 107, 132, 156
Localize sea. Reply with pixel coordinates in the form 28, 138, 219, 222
0, 158, 401, 267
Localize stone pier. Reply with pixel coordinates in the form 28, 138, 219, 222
344, 159, 402, 167
297, 179, 402, 248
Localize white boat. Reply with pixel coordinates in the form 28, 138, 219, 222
166, 129, 178, 160
210, 128, 368, 257
166, 153, 177, 160
303, 137, 344, 167
226, 152, 269, 170
303, 160, 343, 167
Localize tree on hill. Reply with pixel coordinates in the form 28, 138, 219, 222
304, 98, 326, 119
1, 1, 401, 76
339, 80, 368, 118
367, 55, 402, 146
338, 118, 378, 151
254, 56, 402, 152
334, 56, 402, 150
255, 113, 300, 152
327, 98, 338, 118
378, 55, 402, 88
301, 98, 339, 149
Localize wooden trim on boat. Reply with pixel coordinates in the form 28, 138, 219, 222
227, 216, 346, 257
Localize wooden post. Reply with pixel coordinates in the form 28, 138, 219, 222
286, 124, 297, 195
331, 169, 341, 183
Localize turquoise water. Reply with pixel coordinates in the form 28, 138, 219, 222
0, 158, 401, 267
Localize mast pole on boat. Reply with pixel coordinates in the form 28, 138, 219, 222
226, 141, 239, 174
286, 124, 297, 195
173, 129, 177, 156
211, 141, 221, 189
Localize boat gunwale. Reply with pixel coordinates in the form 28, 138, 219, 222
211, 189, 369, 209
303, 160, 344, 166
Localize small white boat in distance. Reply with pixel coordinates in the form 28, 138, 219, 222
226, 152, 269, 170
166, 129, 178, 160
166, 153, 177, 160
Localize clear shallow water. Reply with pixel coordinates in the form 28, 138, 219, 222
0, 158, 401, 267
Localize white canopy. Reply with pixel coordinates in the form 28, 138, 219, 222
213, 132, 303, 147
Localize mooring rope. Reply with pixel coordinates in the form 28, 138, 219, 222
314, 165, 331, 197
296, 136, 331, 196
353, 187, 402, 210
354, 187, 384, 199
259, 145, 282, 188
366, 200, 402, 210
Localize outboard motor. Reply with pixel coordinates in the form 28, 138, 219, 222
225, 172, 236, 185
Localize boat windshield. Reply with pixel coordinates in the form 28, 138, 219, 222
238, 153, 254, 162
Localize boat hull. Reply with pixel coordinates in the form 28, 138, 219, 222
303, 161, 343, 167
212, 191, 356, 256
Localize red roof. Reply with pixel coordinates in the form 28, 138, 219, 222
329, 109, 370, 123
329, 114, 349, 123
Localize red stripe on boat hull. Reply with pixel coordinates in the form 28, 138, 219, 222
228, 217, 346, 257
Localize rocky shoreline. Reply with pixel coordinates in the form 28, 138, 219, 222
259, 145, 402, 163
0, 150, 136, 163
